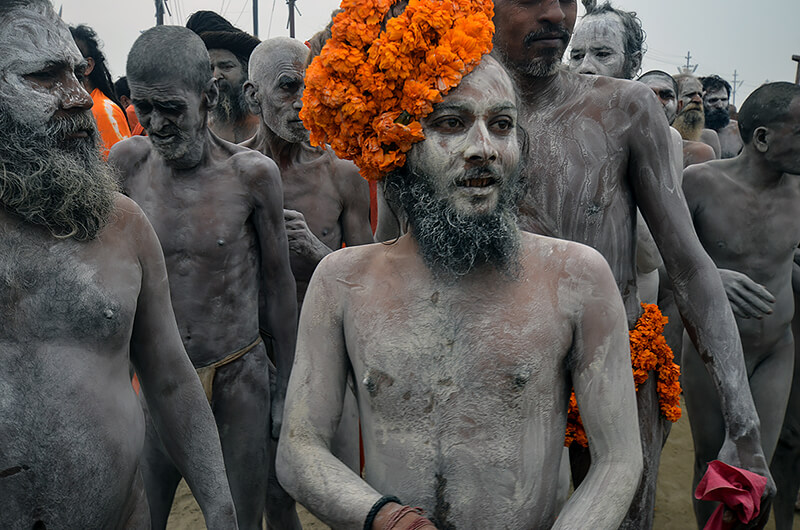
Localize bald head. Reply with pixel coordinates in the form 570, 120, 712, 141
127, 25, 212, 95
245, 37, 310, 143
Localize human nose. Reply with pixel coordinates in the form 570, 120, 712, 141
292, 86, 304, 111
464, 121, 498, 164
60, 73, 92, 111
691, 93, 702, 104
576, 56, 597, 76
539, 0, 566, 24
148, 110, 166, 131
212, 65, 224, 80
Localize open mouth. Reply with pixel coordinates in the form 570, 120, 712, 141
458, 177, 497, 188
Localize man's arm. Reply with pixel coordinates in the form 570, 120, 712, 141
336, 160, 374, 246
701, 128, 722, 159
629, 86, 773, 496
246, 154, 298, 438
124, 197, 237, 529
554, 248, 642, 529
276, 253, 383, 528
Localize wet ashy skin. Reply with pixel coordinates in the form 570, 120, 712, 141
110, 28, 297, 530
0, 6, 236, 529
703, 87, 744, 159
277, 57, 642, 530
569, 12, 628, 78
241, 37, 372, 529
491, 0, 773, 527
639, 75, 678, 124
682, 94, 800, 528
208, 48, 259, 143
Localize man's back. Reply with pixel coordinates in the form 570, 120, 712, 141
298, 231, 636, 528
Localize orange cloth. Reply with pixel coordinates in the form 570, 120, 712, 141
90, 88, 131, 159
125, 104, 145, 136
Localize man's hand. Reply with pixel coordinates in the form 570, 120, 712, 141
716, 435, 776, 529
718, 269, 775, 319
284, 209, 332, 263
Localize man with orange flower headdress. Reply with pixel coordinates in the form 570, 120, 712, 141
276, 1, 643, 528
490, 0, 774, 528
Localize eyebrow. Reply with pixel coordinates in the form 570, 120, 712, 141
432, 102, 516, 114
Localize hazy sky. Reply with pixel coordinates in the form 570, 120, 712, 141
59, 0, 799, 105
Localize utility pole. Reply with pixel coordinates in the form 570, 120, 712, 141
731, 70, 744, 106
793, 55, 800, 85
155, 0, 164, 25
253, 0, 259, 37
287, 0, 298, 38
677, 51, 698, 75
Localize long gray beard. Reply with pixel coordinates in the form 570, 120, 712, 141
673, 107, 705, 141
212, 80, 248, 124
0, 110, 119, 241
384, 165, 523, 279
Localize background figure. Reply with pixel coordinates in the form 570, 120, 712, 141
186, 10, 260, 143
69, 24, 131, 158
681, 82, 800, 527
114, 76, 145, 135
674, 73, 722, 157
702, 74, 744, 159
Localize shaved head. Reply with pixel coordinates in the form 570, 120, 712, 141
249, 37, 308, 83
127, 25, 212, 94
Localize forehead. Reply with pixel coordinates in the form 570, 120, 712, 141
254, 47, 306, 84
209, 48, 241, 65
439, 59, 516, 110
641, 76, 674, 92
705, 87, 728, 98
573, 13, 625, 47
679, 78, 702, 94
0, 7, 83, 74
129, 77, 198, 102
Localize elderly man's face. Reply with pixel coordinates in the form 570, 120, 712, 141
678, 77, 703, 110
130, 78, 208, 167
569, 13, 627, 78
640, 75, 678, 124
254, 52, 308, 143
407, 57, 520, 217
210, 48, 248, 122
492, 0, 577, 78
0, 6, 93, 132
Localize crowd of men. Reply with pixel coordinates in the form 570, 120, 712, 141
1, 0, 799, 529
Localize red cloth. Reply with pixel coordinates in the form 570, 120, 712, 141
694, 460, 768, 529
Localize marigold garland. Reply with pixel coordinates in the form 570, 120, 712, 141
301, 0, 495, 181
564, 303, 682, 448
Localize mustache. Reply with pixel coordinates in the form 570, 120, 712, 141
523, 23, 571, 48
682, 102, 703, 113
46, 111, 98, 142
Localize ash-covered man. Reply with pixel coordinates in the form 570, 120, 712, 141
675, 72, 723, 158
108, 25, 296, 530
682, 82, 800, 528
702, 74, 744, 159
186, 10, 261, 143
491, 0, 773, 527
241, 35, 373, 529
0, 2, 237, 528
277, 3, 642, 528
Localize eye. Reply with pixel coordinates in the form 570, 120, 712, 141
134, 101, 153, 114
570, 52, 584, 61
432, 116, 464, 131
596, 51, 611, 58
490, 117, 515, 133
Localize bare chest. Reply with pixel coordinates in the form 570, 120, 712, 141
0, 226, 139, 345
283, 169, 344, 246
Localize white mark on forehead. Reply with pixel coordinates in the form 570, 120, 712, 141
0, 8, 82, 74
443, 58, 517, 111
574, 13, 625, 44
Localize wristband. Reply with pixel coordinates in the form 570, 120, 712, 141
364, 495, 402, 530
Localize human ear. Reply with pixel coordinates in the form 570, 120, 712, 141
85, 57, 95, 76
752, 127, 769, 153
677, 99, 684, 113
204, 77, 219, 110
630, 52, 642, 78
243, 80, 261, 115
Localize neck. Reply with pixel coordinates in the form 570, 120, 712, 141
250, 122, 307, 167
734, 147, 785, 189
168, 127, 214, 171
512, 68, 566, 107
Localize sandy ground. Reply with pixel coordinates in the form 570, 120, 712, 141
166, 399, 798, 529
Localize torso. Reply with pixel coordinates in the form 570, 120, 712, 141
333, 233, 589, 528
517, 71, 639, 322
686, 163, 800, 362
0, 199, 146, 528
717, 121, 744, 159
119, 137, 264, 366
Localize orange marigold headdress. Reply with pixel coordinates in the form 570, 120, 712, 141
301, 0, 495, 181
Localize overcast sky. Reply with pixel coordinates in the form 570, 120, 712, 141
59, 0, 799, 105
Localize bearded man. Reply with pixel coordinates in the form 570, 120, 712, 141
109, 25, 296, 530
186, 10, 260, 143
675, 73, 722, 157
491, 0, 773, 527
241, 35, 373, 529
278, 10, 643, 522
0, 2, 237, 528
702, 74, 744, 159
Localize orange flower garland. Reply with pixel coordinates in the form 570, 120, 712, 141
301, 0, 495, 181
564, 303, 682, 447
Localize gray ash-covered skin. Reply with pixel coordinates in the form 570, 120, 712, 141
491, 0, 774, 528
277, 57, 643, 530
0, 2, 237, 528
681, 83, 800, 528
702, 75, 744, 159
241, 36, 372, 529
675, 73, 723, 158
108, 25, 296, 530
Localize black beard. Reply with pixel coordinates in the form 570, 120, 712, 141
0, 109, 119, 241
704, 107, 730, 131
213, 79, 248, 123
383, 164, 523, 279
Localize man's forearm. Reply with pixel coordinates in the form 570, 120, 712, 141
261, 278, 298, 395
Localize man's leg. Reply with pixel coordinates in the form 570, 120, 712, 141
264, 361, 302, 530
682, 331, 727, 528
139, 397, 183, 529
212, 344, 271, 530
117, 467, 151, 529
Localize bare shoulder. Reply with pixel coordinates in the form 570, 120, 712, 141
519, 231, 610, 279
683, 159, 725, 186
572, 72, 655, 108
315, 242, 383, 278
228, 145, 282, 190
324, 150, 369, 195
107, 192, 154, 236
108, 135, 154, 171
